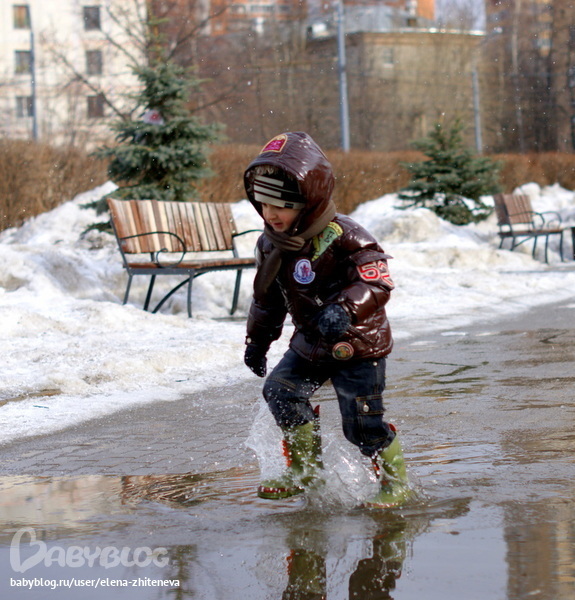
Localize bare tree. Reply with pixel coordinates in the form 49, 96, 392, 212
436, 0, 484, 31
480, 0, 557, 152
549, 0, 575, 151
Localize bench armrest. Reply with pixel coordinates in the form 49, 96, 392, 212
232, 229, 263, 258
120, 231, 187, 266
533, 210, 562, 229
232, 228, 263, 238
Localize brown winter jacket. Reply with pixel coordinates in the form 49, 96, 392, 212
244, 132, 394, 363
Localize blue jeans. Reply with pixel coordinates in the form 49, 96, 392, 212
263, 349, 395, 457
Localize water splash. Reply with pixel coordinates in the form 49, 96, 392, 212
244, 399, 285, 480
244, 400, 395, 510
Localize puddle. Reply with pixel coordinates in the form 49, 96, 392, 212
0, 462, 573, 600
0, 468, 470, 600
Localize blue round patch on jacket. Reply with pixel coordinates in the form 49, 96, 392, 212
293, 258, 315, 284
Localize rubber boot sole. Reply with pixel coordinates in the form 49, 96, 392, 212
362, 479, 412, 509
257, 484, 304, 500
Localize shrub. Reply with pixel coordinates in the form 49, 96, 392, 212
398, 121, 502, 225
0, 140, 107, 231
198, 145, 420, 214
2, 139, 575, 234
93, 61, 220, 210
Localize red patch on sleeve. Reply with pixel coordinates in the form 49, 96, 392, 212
358, 261, 395, 289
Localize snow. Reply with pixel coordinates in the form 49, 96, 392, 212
1, 182, 574, 445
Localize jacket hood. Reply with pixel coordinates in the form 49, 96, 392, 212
244, 132, 335, 234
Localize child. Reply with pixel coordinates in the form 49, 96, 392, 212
243, 132, 409, 507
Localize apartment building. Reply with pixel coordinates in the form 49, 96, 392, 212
208, 0, 434, 36
209, 0, 307, 35
0, 1, 143, 145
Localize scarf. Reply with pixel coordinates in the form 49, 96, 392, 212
253, 200, 337, 301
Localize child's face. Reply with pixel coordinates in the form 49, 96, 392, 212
261, 203, 301, 233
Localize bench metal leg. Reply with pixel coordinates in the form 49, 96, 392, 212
231, 270, 243, 315
123, 274, 134, 305
187, 276, 193, 318
151, 276, 193, 316
143, 275, 157, 311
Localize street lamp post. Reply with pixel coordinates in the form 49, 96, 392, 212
30, 16, 38, 141
336, 0, 350, 152
472, 65, 482, 153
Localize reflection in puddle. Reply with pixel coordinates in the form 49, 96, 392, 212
410, 440, 499, 468
505, 496, 575, 600
0, 475, 123, 539
0, 466, 293, 540
121, 468, 260, 508
387, 360, 488, 402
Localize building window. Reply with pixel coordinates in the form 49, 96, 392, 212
382, 47, 394, 67
14, 50, 31, 74
16, 96, 33, 118
83, 6, 101, 30
13, 4, 31, 29
87, 94, 105, 118
86, 50, 103, 75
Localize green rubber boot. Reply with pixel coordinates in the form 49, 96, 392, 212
364, 428, 411, 509
258, 418, 323, 500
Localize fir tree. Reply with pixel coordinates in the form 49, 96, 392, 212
398, 120, 501, 225
92, 60, 220, 212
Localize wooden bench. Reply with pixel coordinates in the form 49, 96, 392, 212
108, 198, 259, 317
493, 193, 565, 263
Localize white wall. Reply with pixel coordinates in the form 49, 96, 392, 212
0, 0, 145, 146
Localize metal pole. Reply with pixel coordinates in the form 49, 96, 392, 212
472, 66, 482, 153
30, 25, 38, 140
336, 0, 350, 152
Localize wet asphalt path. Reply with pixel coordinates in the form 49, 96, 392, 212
0, 298, 574, 600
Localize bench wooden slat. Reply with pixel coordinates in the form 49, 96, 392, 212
150, 199, 171, 251
127, 200, 142, 251
108, 197, 128, 243
211, 203, 231, 250
162, 202, 179, 252
177, 202, 198, 252
140, 201, 161, 252
215, 203, 235, 244
205, 203, 224, 250
126, 200, 144, 253
115, 200, 135, 249
191, 203, 209, 251
205, 203, 221, 249
505, 195, 532, 225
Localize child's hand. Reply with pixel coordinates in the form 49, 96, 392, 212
317, 304, 351, 343
244, 343, 268, 377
